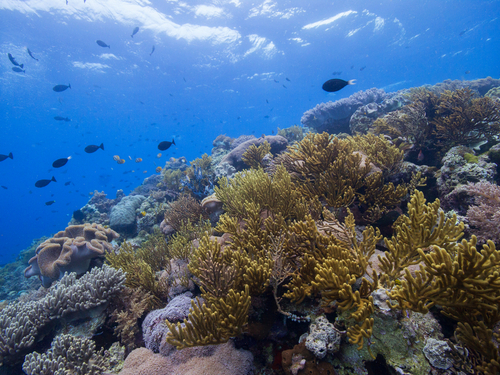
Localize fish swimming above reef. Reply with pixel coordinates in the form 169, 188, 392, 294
96, 40, 110, 48
54, 116, 70, 121
150, 46, 155, 56
131, 27, 139, 38
27, 48, 38, 61
45, 200, 56, 206
35, 176, 56, 188
0, 152, 13, 162
322, 79, 356, 93
8, 53, 23, 68
12, 67, 25, 73
84, 143, 104, 153
53, 84, 71, 92
158, 139, 175, 151
52, 156, 71, 168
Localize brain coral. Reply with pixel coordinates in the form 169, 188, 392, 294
24, 223, 119, 287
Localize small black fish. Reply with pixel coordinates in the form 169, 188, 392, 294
359, 66, 366, 71
286, 77, 290, 82
150, 45, 155, 56
52, 156, 71, 168
266, 99, 269, 104
45, 200, 56, 206
12, 67, 25, 73
465, 70, 471, 74
332, 71, 342, 76
282, 85, 287, 89
64, 181, 72, 186
96, 40, 110, 48
158, 139, 175, 151
54, 116, 71, 121
27, 48, 38, 61
264, 115, 270, 119
322, 79, 356, 93
53, 84, 71, 92
459, 30, 467, 36
274, 79, 279, 83
1, 186, 7, 189
8, 53, 23, 68
85, 143, 104, 153
0, 152, 13, 162
35, 176, 56, 188
131, 27, 139, 38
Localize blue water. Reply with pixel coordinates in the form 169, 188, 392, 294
0, 0, 499, 263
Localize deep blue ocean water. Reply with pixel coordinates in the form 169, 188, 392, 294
0, 0, 498, 264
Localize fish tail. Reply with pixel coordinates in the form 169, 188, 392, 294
108, 45, 110, 49
100, 143, 104, 150
8, 152, 13, 159
20, 64, 24, 69
69, 83, 71, 89
131, 34, 133, 38
52, 176, 57, 182
348, 79, 356, 85
172, 138, 176, 145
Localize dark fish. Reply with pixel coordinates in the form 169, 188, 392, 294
274, 79, 279, 83
282, 85, 287, 89
27, 48, 38, 61
417, 150, 424, 162
45, 200, 56, 206
35, 176, 56, 188
64, 181, 72, 186
322, 79, 356, 93
150, 45, 155, 56
52, 156, 72, 168
264, 115, 270, 118
96, 40, 110, 48
12, 67, 25, 73
360, 66, 366, 71
53, 84, 71, 92
266, 99, 269, 103
131, 27, 139, 38
8, 53, 23, 68
332, 71, 342, 75
84, 143, 104, 153
158, 138, 175, 151
0, 152, 13, 162
286, 77, 290, 82
54, 116, 70, 121
1, 186, 7, 189
459, 30, 467, 36
465, 70, 471, 74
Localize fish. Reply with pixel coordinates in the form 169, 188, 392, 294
8, 53, 23, 68
332, 71, 342, 75
360, 66, 366, 71
131, 27, 139, 38
155, 166, 162, 173
64, 181, 72, 186
117, 159, 125, 164
282, 85, 287, 89
84, 143, 104, 153
150, 45, 155, 56
286, 77, 290, 82
0, 152, 13, 162
12, 67, 25, 73
274, 79, 279, 83
113, 155, 121, 162
322, 79, 356, 93
45, 200, 56, 206
54, 116, 70, 121
266, 99, 269, 104
27, 48, 38, 61
417, 150, 425, 162
465, 70, 471, 74
158, 138, 175, 151
35, 176, 56, 188
52, 156, 71, 168
53, 84, 71, 92
1, 186, 7, 189
157, 153, 162, 158
135, 158, 142, 163
96, 40, 110, 48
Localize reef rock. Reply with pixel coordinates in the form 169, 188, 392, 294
305, 315, 343, 359
301, 88, 388, 134
24, 223, 119, 287
422, 338, 454, 370
110, 195, 146, 235
221, 135, 288, 171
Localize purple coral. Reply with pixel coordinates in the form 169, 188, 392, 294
301, 88, 388, 134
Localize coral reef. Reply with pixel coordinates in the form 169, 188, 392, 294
0, 265, 125, 366
22, 334, 109, 375
110, 195, 146, 235
301, 88, 388, 133
241, 140, 272, 169
277, 125, 305, 144
163, 193, 208, 232
24, 223, 119, 287
304, 315, 343, 358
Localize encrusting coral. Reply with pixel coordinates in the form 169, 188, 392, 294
24, 223, 119, 287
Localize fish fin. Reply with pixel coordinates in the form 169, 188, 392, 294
8, 152, 13, 159
69, 83, 71, 89
52, 176, 57, 182
348, 79, 356, 85
100, 143, 104, 150
20, 64, 24, 69
172, 138, 176, 145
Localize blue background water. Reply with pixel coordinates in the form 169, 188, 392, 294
0, 0, 498, 264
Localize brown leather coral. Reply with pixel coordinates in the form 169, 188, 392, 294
24, 223, 119, 287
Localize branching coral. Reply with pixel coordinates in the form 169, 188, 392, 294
164, 193, 208, 231
168, 219, 212, 261
241, 141, 271, 169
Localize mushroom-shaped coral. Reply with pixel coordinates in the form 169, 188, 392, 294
24, 223, 119, 287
